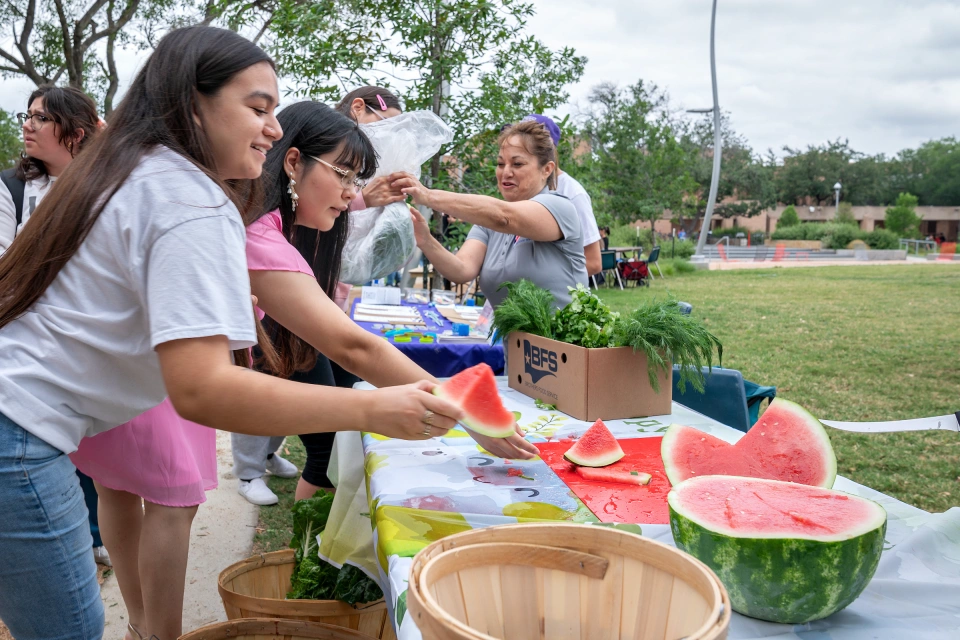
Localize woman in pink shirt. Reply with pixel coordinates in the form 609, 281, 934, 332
247, 101, 536, 504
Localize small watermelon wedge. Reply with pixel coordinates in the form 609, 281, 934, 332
434, 364, 515, 438
661, 398, 837, 488
563, 419, 624, 467
669, 475, 886, 623
576, 467, 651, 485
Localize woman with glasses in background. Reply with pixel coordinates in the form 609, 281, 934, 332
0, 86, 99, 254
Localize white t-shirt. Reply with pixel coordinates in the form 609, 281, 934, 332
555, 172, 601, 247
0, 175, 57, 255
0, 147, 257, 453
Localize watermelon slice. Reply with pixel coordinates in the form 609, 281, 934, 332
434, 364, 515, 438
661, 398, 837, 488
433, 364, 485, 404
563, 419, 624, 467
669, 475, 886, 623
575, 467, 651, 485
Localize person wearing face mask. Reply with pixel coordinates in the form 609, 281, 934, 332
230, 86, 411, 506
394, 119, 588, 311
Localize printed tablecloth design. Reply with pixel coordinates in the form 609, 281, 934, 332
351, 380, 960, 639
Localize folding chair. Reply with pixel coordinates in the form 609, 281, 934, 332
672, 366, 777, 432
600, 250, 622, 289
643, 245, 663, 278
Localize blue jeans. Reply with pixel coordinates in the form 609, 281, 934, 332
0, 411, 104, 639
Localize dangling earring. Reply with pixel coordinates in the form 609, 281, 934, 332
287, 173, 299, 211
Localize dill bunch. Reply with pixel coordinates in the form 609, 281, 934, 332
612, 298, 723, 393
490, 280, 556, 340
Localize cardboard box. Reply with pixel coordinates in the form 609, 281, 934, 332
506, 332, 672, 421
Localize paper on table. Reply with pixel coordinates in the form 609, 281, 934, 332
355, 304, 421, 316
360, 286, 401, 305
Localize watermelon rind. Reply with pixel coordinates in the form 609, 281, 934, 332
668, 475, 887, 624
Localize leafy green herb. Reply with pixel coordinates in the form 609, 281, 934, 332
492, 281, 722, 394
534, 398, 557, 411
490, 280, 556, 340
553, 284, 620, 348
287, 491, 383, 604
612, 298, 722, 393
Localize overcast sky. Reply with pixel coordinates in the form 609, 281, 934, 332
527, 0, 960, 157
2, 0, 957, 157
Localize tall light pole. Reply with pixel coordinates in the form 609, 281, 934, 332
691, 0, 722, 263
833, 182, 842, 219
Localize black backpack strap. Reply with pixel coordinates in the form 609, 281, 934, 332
1, 168, 25, 227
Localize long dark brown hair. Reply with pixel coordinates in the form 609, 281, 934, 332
0, 26, 276, 365
252, 101, 378, 378
17, 85, 100, 181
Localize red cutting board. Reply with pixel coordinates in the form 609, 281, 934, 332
536, 437, 671, 524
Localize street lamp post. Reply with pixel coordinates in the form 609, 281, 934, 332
833, 182, 842, 219
691, 0, 722, 263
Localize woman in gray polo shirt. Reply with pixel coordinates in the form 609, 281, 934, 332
396, 119, 588, 309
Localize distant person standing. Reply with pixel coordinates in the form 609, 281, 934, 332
522, 115, 602, 277
678, 228, 687, 241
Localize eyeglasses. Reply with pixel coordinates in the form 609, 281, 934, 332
17, 112, 53, 131
310, 156, 366, 190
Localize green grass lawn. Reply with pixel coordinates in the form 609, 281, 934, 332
256, 263, 960, 553
598, 264, 960, 513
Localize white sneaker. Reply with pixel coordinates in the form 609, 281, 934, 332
93, 545, 112, 567
238, 477, 279, 506
266, 453, 299, 479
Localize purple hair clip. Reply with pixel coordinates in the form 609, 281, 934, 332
376, 94, 388, 111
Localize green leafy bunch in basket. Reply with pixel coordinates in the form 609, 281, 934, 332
491, 280, 722, 393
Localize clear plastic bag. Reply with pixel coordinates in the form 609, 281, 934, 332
339, 111, 453, 285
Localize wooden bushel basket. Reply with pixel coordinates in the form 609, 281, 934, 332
407, 523, 730, 640
217, 550, 396, 640
179, 618, 377, 640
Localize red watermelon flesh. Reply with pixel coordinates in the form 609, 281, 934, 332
434, 364, 486, 404
435, 364, 515, 438
661, 398, 837, 488
576, 467, 651, 485
564, 419, 625, 467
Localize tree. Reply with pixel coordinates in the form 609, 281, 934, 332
679, 111, 776, 229
778, 205, 799, 228
269, 0, 584, 191
0, 110, 21, 170
577, 80, 696, 229
835, 201, 856, 225
0, 0, 157, 113
884, 192, 921, 238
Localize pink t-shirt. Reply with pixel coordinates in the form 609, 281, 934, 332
246, 210, 314, 319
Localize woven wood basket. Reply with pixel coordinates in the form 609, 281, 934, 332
406, 523, 730, 640
217, 550, 396, 640
178, 618, 377, 640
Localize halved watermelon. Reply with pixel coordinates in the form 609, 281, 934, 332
669, 475, 886, 623
661, 398, 837, 488
576, 467, 651, 485
434, 364, 515, 438
563, 419, 624, 467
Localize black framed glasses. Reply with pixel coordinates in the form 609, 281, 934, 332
310, 156, 366, 190
17, 112, 53, 131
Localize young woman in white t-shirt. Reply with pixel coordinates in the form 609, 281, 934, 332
0, 86, 100, 254
0, 26, 463, 640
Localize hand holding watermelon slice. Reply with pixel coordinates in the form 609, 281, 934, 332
433, 364, 539, 459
